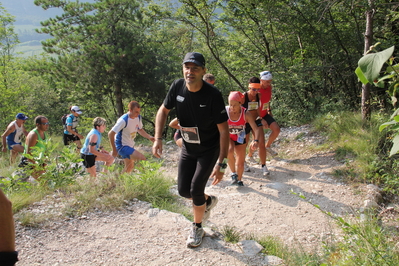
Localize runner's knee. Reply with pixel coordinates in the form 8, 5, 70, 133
178, 183, 191, 199
191, 192, 206, 206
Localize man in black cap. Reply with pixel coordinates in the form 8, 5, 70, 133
152, 52, 229, 248
1, 113, 29, 164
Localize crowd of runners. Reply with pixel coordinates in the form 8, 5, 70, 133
1, 52, 281, 266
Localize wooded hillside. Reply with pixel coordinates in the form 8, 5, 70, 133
0, 0, 398, 135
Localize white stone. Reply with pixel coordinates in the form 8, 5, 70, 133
364, 199, 379, 209
147, 208, 160, 217
367, 184, 382, 192
263, 255, 284, 265
239, 240, 263, 256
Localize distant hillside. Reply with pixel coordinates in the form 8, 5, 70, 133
2, 0, 64, 25
2, 0, 95, 56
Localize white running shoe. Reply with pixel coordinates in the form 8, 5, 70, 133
262, 165, 270, 176
186, 224, 205, 248
244, 162, 251, 172
230, 173, 238, 185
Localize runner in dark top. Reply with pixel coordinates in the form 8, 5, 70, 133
153, 52, 229, 248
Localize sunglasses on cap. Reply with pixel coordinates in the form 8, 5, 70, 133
260, 71, 271, 76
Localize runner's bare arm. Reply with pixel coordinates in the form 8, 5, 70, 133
168, 118, 180, 130
211, 121, 229, 185
153, 104, 170, 158
108, 130, 118, 157
25, 131, 38, 163
138, 128, 155, 142
245, 111, 259, 150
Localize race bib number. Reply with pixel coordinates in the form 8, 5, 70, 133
248, 102, 258, 111
229, 125, 245, 135
262, 102, 270, 111
180, 127, 200, 144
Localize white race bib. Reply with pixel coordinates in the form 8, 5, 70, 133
248, 102, 258, 111
180, 127, 200, 144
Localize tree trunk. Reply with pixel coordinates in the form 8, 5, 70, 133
362, 83, 371, 120
361, 0, 375, 121
114, 83, 124, 117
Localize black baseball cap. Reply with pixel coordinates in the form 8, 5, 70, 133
182, 52, 205, 67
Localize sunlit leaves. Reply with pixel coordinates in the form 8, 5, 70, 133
356, 46, 395, 85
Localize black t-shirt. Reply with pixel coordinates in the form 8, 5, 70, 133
164, 78, 228, 153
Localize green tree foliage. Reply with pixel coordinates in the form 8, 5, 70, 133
0, 4, 22, 128
34, 0, 172, 119
356, 44, 399, 156
0, 4, 61, 133
170, 0, 398, 124
220, 0, 367, 122
176, 0, 245, 92
2, 0, 398, 130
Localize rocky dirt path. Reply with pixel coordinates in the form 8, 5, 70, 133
14, 125, 365, 265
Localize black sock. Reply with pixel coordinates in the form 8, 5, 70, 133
0, 251, 19, 266
194, 222, 202, 228
206, 196, 212, 206
261, 164, 265, 167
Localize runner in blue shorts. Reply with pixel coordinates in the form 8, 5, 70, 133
1, 113, 29, 164
108, 101, 155, 173
80, 117, 114, 177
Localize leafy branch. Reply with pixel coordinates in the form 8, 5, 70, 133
355, 44, 399, 156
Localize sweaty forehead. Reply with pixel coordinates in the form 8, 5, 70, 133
184, 62, 200, 67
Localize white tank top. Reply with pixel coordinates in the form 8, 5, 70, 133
7, 121, 24, 143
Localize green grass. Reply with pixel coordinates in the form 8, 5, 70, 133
221, 225, 241, 244
313, 112, 382, 159
7, 159, 189, 224
319, 216, 399, 266
294, 132, 306, 140
18, 211, 52, 227
313, 111, 393, 183
255, 235, 323, 266
9, 159, 187, 223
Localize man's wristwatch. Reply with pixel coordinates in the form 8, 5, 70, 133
217, 158, 228, 173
